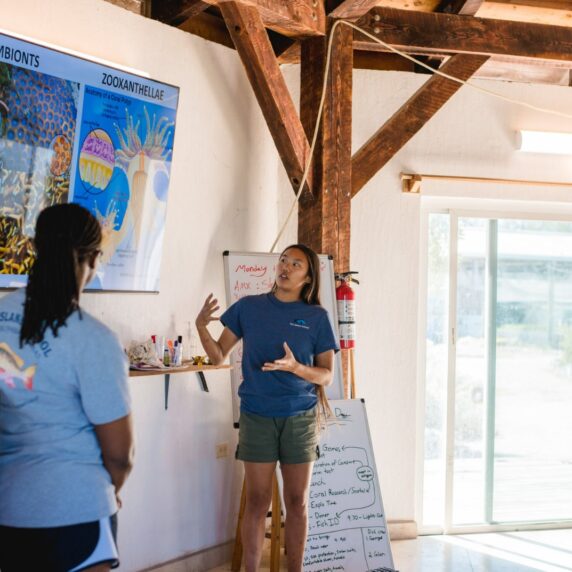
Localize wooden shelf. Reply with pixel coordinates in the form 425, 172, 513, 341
129, 363, 231, 409
129, 363, 230, 377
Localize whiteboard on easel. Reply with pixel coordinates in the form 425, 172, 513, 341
223, 251, 344, 425
304, 399, 396, 572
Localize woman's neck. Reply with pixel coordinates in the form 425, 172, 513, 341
273, 288, 302, 303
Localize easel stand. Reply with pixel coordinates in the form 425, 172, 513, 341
231, 473, 283, 571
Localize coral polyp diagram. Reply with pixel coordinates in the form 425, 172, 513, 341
79, 129, 115, 192
49, 134, 72, 177
0, 31, 179, 290
0, 61, 78, 276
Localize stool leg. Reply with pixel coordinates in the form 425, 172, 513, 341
270, 474, 282, 571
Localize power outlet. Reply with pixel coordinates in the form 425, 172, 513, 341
215, 442, 229, 459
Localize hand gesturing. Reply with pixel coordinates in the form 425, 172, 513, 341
195, 293, 220, 328
262, 342, 299, 374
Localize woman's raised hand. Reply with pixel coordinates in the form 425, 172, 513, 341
262, 342, 299, 374
195, 293, 220, 329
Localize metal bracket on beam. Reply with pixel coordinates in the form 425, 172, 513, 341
401, 173, 422, 194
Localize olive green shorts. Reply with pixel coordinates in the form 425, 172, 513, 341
236, 407, 320, 464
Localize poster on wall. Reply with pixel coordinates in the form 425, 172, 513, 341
0, 31, 179, 291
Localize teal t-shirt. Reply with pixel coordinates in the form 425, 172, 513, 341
221, 293, 339, 417
0, 289, 131, 527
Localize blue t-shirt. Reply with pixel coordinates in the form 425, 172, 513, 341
221, 293, 339, 417
0, 290, 131, 527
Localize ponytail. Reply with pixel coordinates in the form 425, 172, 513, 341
20, 204, 102, 346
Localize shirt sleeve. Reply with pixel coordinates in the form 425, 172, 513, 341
315, 311, 340, 355
220, 299, 243, 339
78, 326, 131, 425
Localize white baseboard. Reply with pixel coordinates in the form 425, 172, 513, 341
141, 540, 234, 572
388, 520, 418, 540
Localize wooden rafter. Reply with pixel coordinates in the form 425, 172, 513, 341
220, 1, 314, 196
437, 0, 484, 15
352, 7, 572, 63
299, 24, 353, 394
152, 0, 209, 24
299, 24, 353, 271
178, 11, 236, 49
351, 53, 489, 196
329, 0, 383, 20
104, 0, 144, 14
155, 0, 325, 37
478, 0, 572, 27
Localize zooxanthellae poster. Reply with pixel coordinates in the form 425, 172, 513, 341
0, 32, 179, 291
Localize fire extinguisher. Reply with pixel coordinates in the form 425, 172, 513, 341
335, 271, 359, 349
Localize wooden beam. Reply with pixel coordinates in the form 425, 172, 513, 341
486, 0, 572, 11
351, 53, 488, 197
331, 0, 440, 17
220, 2, 313, 196
104, 0, 144, 14
353, 50, 415, 71
155, 0, 325, 37
477, 57, 571, 85
152, 0, 209, 24
350, 7, 572, 63
478, 0, 572, 27
178, 11, 235, 49
276, 42, 301, 64
276, 43, 417, 71
329, 0, 383, 20
299, 24, 353, 271
437, 0, 484, 15
299, 24, 353, 396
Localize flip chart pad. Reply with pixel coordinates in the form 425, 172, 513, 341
223, 251, 344, 425
304, 399, 396, 572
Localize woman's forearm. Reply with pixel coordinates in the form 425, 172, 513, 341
196, 323, 224, 365
292, 363, 333, 387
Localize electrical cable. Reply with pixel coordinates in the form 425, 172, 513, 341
269, 18, 572, 252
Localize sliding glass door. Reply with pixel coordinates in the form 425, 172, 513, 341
421, 212, 572, 532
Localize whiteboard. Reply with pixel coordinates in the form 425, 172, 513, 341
223, 251, 344, 425
304, 399, 396, 572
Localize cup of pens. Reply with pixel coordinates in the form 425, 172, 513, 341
151, 335, 183, 367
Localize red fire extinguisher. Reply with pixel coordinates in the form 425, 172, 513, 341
335, 271, 359, 349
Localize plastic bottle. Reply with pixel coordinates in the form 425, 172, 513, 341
163, 347, 171, 367
175, 335, 183, 366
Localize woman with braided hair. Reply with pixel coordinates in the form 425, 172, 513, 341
0, 203, 134, 572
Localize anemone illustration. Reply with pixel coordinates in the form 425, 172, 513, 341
113, 107, 173, 173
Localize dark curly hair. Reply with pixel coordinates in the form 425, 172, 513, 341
20, 203, 102, 346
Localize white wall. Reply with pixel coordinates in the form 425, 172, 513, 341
350, 72, 572, 524
0, 0, 284, 569
279, 65, 572, 527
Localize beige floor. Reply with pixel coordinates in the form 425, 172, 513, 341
208, 529, 572, 571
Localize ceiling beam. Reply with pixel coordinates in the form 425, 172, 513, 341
330, 0, 440, 18
351, 53, 488, 197
104, 0, 145, 14
346, 7, 572, 63
152, 1, 210, 25
486, 0, 572, 10
477, 0, 572, 27
436, 0, 484, 15
299, 24, 353, 272
220, 1, 313, 197
178, 11, 236, 49
329, 0, 383, 20
155, 0, 325, 37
